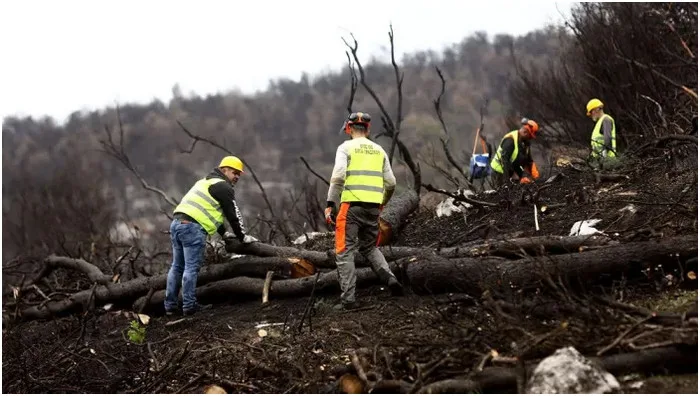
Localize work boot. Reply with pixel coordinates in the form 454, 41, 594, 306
376, 268, 404, 296
388, 277, 404, 296
165, 309, 180, 317
183, 303, 213, 316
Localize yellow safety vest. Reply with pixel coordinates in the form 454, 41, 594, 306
591, 114, 617, 158
490, 130, 519, 174
173, 178, 226, 235
341, 139, 385, 204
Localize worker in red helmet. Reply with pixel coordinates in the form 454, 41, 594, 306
326, 112, 404, 310
489, 118, 540, 187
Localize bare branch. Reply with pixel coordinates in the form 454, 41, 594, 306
342, 29, 421, 194
99, 105, 179, 208
345, 51, 358, 115
433, 67, 474, 188
422, 183, 498, 208
639, 94, 668, 128
615, 54, 698, 101
418, 143, 461, 188
299, 157, 329, 186
388, 23, 404, 166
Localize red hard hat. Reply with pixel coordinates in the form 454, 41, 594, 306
523, 119, 539, 138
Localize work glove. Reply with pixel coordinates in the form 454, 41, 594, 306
242, 235, 259, 244
223, 231, 235, 240
529, 162, 540, 179
325, 205, 337, 227
520, 177, 533, 184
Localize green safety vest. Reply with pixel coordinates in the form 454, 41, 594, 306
340, 139, 385, 204
173, 178, 225, 235
490, 130, 519, 174
591, 114, 616, 158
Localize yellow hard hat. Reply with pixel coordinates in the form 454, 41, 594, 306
218, 156, 244, 172
586, 98, 604, 116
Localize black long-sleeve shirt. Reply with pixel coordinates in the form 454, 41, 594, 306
499, 135, 533, 178
205, 168, 246, 241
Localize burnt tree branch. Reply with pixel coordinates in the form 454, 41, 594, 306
299, 156, 329, 186
342, 31, 421, 194
99, 105, 179, 208
388, 23, 405, 166
345, 51, 358, 114
422, 183, 498, 207
433, 67, 473, 186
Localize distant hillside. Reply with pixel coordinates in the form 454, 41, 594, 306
1, 27, 566, 257
2, 27, 564, 202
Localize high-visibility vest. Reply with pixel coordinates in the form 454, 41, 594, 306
490, 130, 519, 174
340, 139, 385, 204
173, 178, 225, 235
591, 114, 617, 158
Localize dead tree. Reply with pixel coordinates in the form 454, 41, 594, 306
433, 67, 474, 188
342, 26, 421, 194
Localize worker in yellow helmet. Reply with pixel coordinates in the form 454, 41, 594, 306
586, 98, 617, 159
165, 156, 258, 316
325, 112, 404, 310
489, 118, 540, 187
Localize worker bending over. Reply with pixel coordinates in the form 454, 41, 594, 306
325, 112, 404, 310
489, 118, 540, 187
165, 156, 258, 316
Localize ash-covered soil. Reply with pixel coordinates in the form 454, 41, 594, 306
3, 153, 697, 394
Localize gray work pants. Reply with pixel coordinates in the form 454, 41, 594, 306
334, 202, 396, 303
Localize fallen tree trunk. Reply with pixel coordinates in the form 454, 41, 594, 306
18, 257, 294, 320
20, 255, 114, 289
406, 235, 697, 295
378, 190, 420, 245
140, 235, 696, 312
43, 255, 114, 285
228, 234, 615, 270
20, 235, 698, 320
434, 234, 615, 258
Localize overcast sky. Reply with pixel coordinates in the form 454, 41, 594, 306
1, 0, 573, 123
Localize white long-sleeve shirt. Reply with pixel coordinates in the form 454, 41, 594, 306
326, 137, 396, 205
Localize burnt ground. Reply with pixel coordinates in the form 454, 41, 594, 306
397, 155, 697, 247
2, 150, 698, 394
2, 284, 697, 394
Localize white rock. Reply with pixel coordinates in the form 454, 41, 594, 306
569, 219, 604, 236
435, 189, 474, 217
525, 346, 620, 394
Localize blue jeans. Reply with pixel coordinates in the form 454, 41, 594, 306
164, 219, 207, 313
